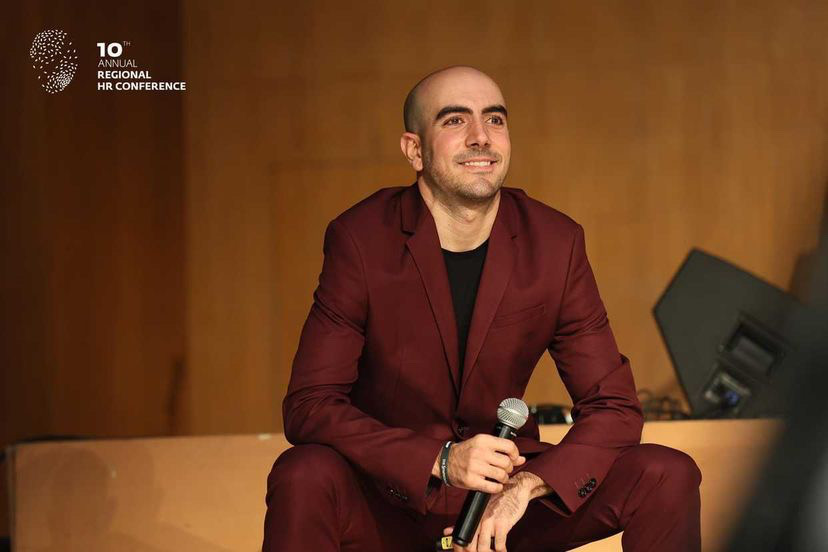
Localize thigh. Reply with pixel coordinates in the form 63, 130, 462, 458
267, 444, 430, 552
508, 444, 699, 551
344, 468, 434, 552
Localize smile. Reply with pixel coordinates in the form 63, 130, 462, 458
458, 156, 499, 171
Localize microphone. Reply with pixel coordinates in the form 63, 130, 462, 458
451, 398, 529, 547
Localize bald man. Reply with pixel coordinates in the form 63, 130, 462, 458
263, 66, 701, 552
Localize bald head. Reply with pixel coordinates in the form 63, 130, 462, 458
399, 65, 511, 207
403, 66, 505, 135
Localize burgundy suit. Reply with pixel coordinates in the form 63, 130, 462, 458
264, 184, 701, 551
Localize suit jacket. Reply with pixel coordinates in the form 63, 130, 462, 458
283, 183, 643, 517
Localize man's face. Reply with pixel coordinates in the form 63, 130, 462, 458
417, 71, 511, 203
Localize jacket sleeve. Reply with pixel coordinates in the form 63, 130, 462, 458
521, 223, 644, 515
282, 219, 445, 515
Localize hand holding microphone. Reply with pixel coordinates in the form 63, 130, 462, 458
433, 398, 531, 549
439, 433, 526, 494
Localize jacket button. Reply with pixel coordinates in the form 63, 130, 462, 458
455, 420, 468, 437
578, 488, 587, 498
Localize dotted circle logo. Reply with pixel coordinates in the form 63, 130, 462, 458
30, 29, 78, 94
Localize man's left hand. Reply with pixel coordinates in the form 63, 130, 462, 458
443, 471, 550, 551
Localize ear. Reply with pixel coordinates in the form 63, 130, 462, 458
400, 132, 424, 172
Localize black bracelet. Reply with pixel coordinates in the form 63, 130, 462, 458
439, 441, 453, 486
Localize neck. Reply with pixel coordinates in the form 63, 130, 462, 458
417, 178, 500, 252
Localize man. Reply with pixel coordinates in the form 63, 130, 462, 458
264, 66, 701, 551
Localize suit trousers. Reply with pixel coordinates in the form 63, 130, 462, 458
263, 443, 701, 552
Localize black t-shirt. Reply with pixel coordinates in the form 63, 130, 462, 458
441, 239, 489, 383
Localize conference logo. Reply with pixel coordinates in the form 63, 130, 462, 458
30, 29, 78, 94
96, 41, 186, 92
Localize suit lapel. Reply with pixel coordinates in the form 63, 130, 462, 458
461, 195, 517, 391
400, 183, 519, 397
402, 184, 462, 395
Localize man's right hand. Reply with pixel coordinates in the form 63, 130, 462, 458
432, 434, 526, 494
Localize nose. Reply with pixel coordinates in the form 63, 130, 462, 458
465, 117, 491, 149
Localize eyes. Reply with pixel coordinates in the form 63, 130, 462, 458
443, 114, 506, 127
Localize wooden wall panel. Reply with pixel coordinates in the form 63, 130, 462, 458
1, 2, 186, 446
181, 0, 828, 434
5, 0, 826, 443
3, 0, 826, 539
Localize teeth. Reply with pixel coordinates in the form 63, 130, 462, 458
463, 161, 492, 166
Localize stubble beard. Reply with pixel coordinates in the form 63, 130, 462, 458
421, 147, 508, 206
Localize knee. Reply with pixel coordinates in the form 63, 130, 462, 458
634, 444, 702, 492
266, 444, 353, 501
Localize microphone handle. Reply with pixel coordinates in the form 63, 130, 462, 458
452, 422, 516, 546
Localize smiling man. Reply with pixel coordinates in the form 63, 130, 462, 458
263, 66, 702, 552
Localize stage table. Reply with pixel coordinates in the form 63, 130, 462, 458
8, 419, 779, 551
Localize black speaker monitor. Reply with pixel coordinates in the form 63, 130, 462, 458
654, 249, 810, 418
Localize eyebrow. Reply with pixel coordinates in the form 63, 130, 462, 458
433, 104, 508, 123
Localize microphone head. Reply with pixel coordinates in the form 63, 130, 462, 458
497, 398, 529, 430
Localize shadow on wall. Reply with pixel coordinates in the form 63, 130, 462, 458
16, 445, 229, 552
790, 182, 828, 308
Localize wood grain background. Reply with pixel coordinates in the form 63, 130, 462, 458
181, 0, 828, 433
3, 2, 827, 533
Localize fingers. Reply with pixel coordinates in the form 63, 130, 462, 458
455, 471, 503, 494
451, 435, 527, 492
483, 462, 510, 484
477, 520, 493, 551
475, 437, 525, 471
493, 521, 508, 552
475, 521, 509, 552
477, 522, 508, 551
475, 476, 504, 494
488, 452, 526, 471
487, 451, 513, 472
443, 525, 498, 550
481, 435, 519, 458
453, 529, 478, 551
446, 529, 500, 552
467, 457, 508, 490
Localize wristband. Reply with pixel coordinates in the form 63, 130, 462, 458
439, 441, 453, 486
